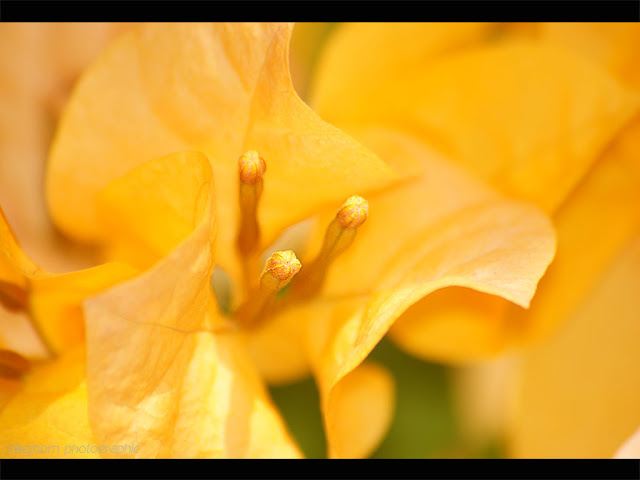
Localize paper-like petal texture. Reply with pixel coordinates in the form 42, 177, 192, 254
296, 128, 555, 455
83, 152, 301, 458
509, 235, 640, 458
314, 34, 638, 215
96, 151, 214, 270
0, 345, 98, 458
47, 23, 397, 291
388, 119, 640, 358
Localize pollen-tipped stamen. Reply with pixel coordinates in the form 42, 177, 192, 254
237, 150, 267, 290
235, 250, 301, 329
237, 150, 266, 255
292, 195, 368, 299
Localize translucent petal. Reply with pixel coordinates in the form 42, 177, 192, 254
509, 235, 640, 458
47, 23, 398, 291
83, 151, 301, 458
317, 40, 638, 214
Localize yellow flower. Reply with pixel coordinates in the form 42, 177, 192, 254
313, 23, 640, 457
0, 22, 398, 458
0, 23, 129, 274
309, 22, 638, 358
0, 22, 608, 458
499, 23, 640, 459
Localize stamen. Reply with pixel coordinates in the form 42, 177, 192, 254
336, 195, 369, 229
0, 349, 30, 380
237, 150, 267, 290
235, 250, 301, 329
237, 150, 266, 256
292, 195, 369, 299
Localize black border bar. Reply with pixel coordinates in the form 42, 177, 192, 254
0, 1, 638, 22
1, 459, 640, 480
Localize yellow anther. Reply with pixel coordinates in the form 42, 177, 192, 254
292, 195, 369, 299
237, 150, 267, 289
0, 349, 30, 380
337, 195, 369, 229
262, 250, 302, 288
238, 150, 266, 185
235, 250, 301, 328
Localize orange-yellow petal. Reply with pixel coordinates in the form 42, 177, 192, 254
311, 22, 495, 123
82, 149, 300, 458
390, 288, 512, 363
28, 262, 138, 353
243, 304, 312, 385
319, 126, 554, 324
96, 151, 214, 270
389, 116, 640, 355
509, 234, 640, 458
326, 361, 394, 459
1, 207, 137, 355
0, 207, 41, 287
0, 345, 98, 458
48, 23, 398, 292
0, 24, 127, 274
10, 151, 215, 354
507, 117, 640, 342
540, 23, 640, 92
296, 128, 555, 455
320, 40, 638, 215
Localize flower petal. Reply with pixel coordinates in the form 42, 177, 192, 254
48, 23, 398, 291
0, 24, 127, 274
509, 235, 640, 458
96, 151, 214, 270
389, 113, 640, 357
299, 128, 555, 455
28, 262, 138, 353
0, 345, 98, 458
507, 117, 640, 342
83, 152, 301, 458
320, 40, 638, 214
243, 304, 312, 385
311, 22, 495, 123
541, 23, 640, 92
1, 207, 137, 355
326, 361, 394, 459
319, 127, 555, 311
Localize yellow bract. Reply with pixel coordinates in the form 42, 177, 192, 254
510, 235, 640, 458
504, 22, 640, 458
0, 346, 98, 459
4, 22, 636, 459
47, 23, 398, 292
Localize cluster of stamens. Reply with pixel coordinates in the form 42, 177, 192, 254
231, 150, 369, 329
